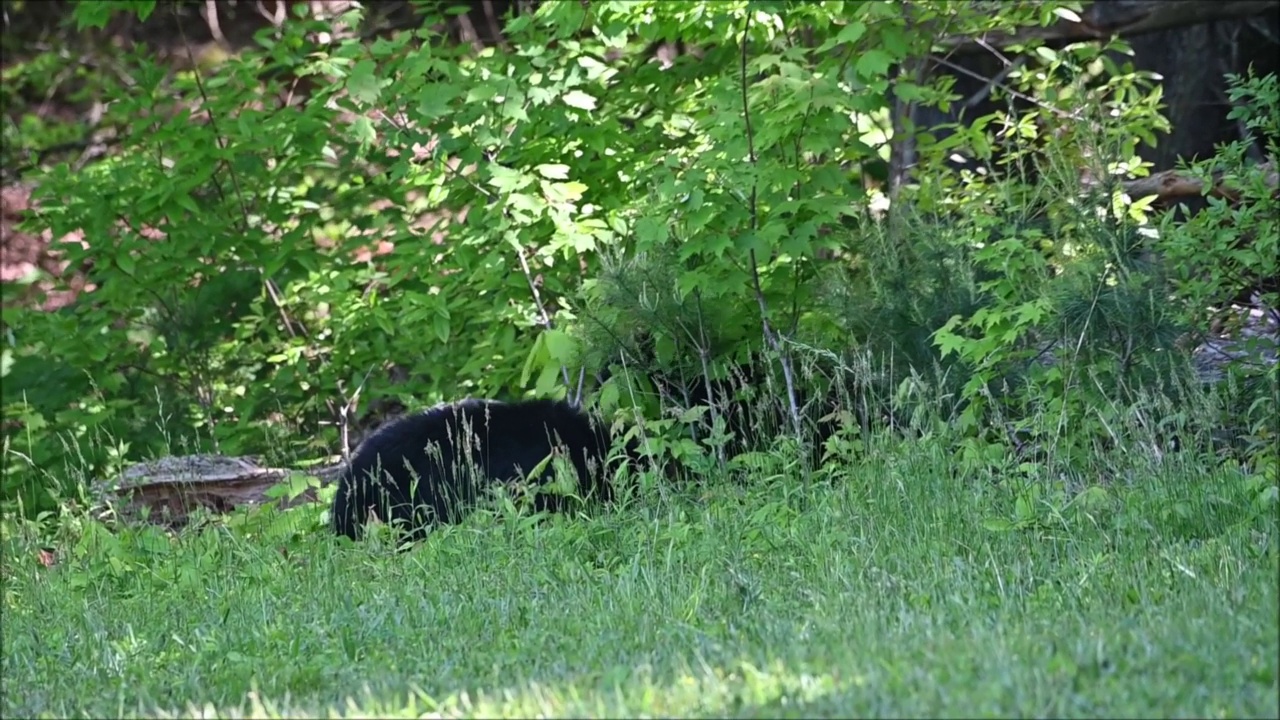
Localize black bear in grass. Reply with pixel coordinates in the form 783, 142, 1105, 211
331, 398, 619, 542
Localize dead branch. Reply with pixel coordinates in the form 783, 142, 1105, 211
941, 0, 1279, 52
1107, 160, 1278, 203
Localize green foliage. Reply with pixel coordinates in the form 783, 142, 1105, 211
8, 0, 996, 500
919, 37, 1222, 464
70, 1, 158, 30
1158, 69, 1279, 334
0, 22, 120, 174
555, 2, 1054, 462
3, 0, 1273, 514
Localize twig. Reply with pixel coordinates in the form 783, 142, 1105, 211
737, 13, 804, 442
513, 241, 572, 391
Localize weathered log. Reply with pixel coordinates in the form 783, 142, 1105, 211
102, 454, 342, 528
1112, 160, 1279, 204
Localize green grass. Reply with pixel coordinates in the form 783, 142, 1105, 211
2, 439, 1276, 718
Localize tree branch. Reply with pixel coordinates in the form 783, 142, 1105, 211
941, 0, 1279, 52
1105, 160, 1279, 204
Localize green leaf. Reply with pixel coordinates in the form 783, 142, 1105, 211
72, 1, 145, 29
349, 116, 377, 150
542, 180, 587, 204
534, 362, 564, 398
982, 517, 1016, 533
562, 90, 598, 111
536, 164, 571, 180
932, 316, 967, 359
416, 84, 461, 119
507, 192, 547, 220
175, 192, 199, 215
878, 24, 910, 59
467, 84, 498, 104
520, 333, 548, 388
678, 405, 709, 425
597, 379, 620, 414
1014, 495, 1035, 522
854, 49, 894, 80
747, 0, 790, 15
541, 328, 578, 365
346, 60, 382, 105
1052, 7, 1082, 23
1035, 46, 1059, 63
835, 20, 867, 46
133, 0, 157, 21
488, 166, 535, 194
528, 87, 556, 106
635, 217, 668, 246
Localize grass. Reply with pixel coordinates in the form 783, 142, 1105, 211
2, 436, 1276, 718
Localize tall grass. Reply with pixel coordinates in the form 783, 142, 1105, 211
3, 401, 1276, 718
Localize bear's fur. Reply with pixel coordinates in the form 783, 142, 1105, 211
331, 398, 620, 542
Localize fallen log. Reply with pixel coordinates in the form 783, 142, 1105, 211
1114, 161, 1278, 204
100, 454, 342, 529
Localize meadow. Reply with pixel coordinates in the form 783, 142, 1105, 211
3, 435, 1276, 718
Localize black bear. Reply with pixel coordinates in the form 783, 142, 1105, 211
331, 398, 621, 542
